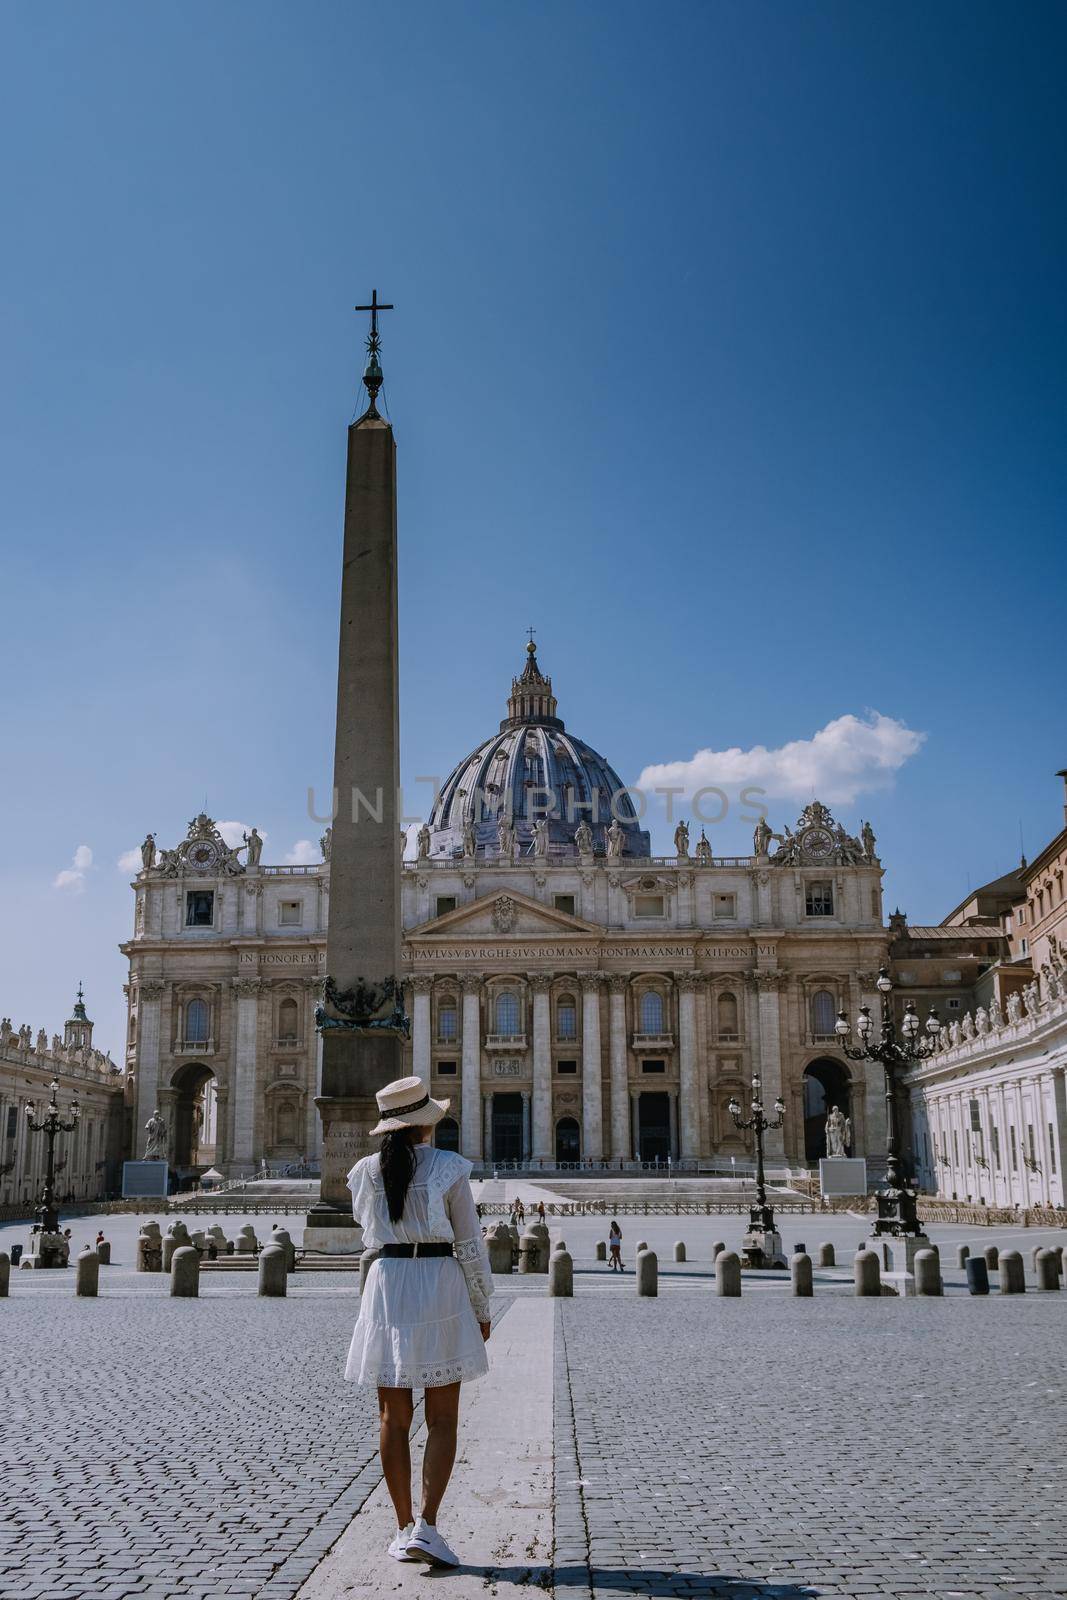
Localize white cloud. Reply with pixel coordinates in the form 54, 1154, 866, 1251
285, 839, 319, 866
53, 843, 94, 892
117, 847, 143, 874
216, 820, 262, 850
636, 711, 925, 807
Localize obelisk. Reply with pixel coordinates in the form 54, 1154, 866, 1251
305, 292, 406, 1252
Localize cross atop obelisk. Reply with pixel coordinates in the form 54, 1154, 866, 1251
354, 289, 394, 419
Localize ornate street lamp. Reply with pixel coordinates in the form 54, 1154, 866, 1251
729, 1073, 786, 1268
25, 1078, 80, 1243
835, 967, 941, 1238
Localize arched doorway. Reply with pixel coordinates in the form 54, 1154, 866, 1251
170, 1062, 218, 1179
555, 1116, 580, 1164
803, 1058, 851, 1161
435, 1116, 460, 1153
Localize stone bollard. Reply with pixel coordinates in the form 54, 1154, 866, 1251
595, 1240, 607, 1262
716, 1250, 741, 1297
1031, 1245, 1044, 1274
914, 1249, 942, 1297
998, 1250, 1025, 1295
170, 1245, 199, 1298
487, 1224, 513, 1274
549, 1249, 574, 1297
817, 1242, 835, 1267
136, 1233, 160, 1272
272, 1228, 297, 1273
192, 1230, 207, 1254
673, 1241, 686, 1262
956, 1244, 970, 1270
793, 1242, 806, 1257
96, 1241, 111, 1266
854, 1249, 881, 1296
635, 1240, 647, 1254
359, 1248, 380, 1293
636, 1248, 658, 1297
162, 1235, 179, 1272
554, 1239, 567, 1253
1035, 1249, 1060, 1291
966, 1256, 990, 1295
518, 1230, 545, 1273
75, 1248, 100, 1297
235, 1224, 259, 1255
983, 1244, 999, 1272
258, 1244, 288, 1297
790, 1252, 813, 1297
712, 1240, 726, 1260
0, 1250, 10, 1297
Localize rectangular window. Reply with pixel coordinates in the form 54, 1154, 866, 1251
641, 1058, 666, 1074
436, 896, 457, 917
947, 998, 961, 1010
435, 1060, 457, 1077
952, 1131, 959, 1165
185, 891, 214, 927
713, 894, 736, 919
805, 881, 834, 917
969, 1099, 981, 1133
1028, 1124, 1037, 1163
556, 1059, 578, 1075
991, 1124, 1000, 1170
634, 894, 665, 918
279, 901, 302, 926
1010, 1126, 1018, 1171
553, 894, 576, 916
1020, 937, 1029, 955
4, 1106, 15, 1140
1050, 1124, 1057, 1175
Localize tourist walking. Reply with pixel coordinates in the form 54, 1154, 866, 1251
536, 1200, 546, 1224
345, 1077, 493, 1569
608, 1219, 624, 1271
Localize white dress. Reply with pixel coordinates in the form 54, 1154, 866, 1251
343, 1144, 493, 1389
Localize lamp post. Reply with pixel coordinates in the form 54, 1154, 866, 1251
729, 1073, 786, 1267
835, 967, 941, 1237
25, 1078, 80, 1242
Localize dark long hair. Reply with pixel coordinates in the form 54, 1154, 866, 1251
380, 1127, 420, 1222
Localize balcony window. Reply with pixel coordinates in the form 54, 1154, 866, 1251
639, 991, 665, 1034
556, 997, 577, 1039
717, 991, 739, 1038
278, 998, 298, 1044
810, 990, 837, 1037
494, 990, 520, 1035
437, 1000, 458, 1041
185, 999, 209, 1044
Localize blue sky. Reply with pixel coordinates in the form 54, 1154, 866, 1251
2, 2, 1065, 1055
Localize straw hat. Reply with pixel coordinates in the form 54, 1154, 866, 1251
370, 1075, 450, 1136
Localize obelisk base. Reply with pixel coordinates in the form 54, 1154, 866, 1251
304, 1031, 402, 1253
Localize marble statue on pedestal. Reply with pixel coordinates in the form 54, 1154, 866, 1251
825, 1105, 851, 1158
143, 1110, 167, 1160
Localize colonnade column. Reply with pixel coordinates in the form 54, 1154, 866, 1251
608, 977, 629, 1160
751, 971, 785, 1160
530, 975, 552, 1160
581, 976, 603, 1162
231, 977, 262, 1170
460, 977, 482, 1161
676, 973, 700, 1161
411, 975, 433, 1086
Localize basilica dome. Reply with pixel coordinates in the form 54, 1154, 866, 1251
426, 642, 651, 860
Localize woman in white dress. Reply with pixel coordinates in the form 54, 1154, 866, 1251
345, 1076, 493, 1568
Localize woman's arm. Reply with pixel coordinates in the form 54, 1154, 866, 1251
444, 1173, 494, 1327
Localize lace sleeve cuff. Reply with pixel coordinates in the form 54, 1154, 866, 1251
453, 1236, 493, 1323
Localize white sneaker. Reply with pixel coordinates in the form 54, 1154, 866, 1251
406, 1518, 459, 1567
387, 1523, 416, 1562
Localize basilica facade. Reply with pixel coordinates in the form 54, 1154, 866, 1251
121, 645, 891, 1181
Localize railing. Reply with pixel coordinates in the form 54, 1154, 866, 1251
174, 1039, 214, 1055
403, 854, 758, 870
485, 1033, 527, 1050
260, 864, 321, 876
631, 1033, 674, 1049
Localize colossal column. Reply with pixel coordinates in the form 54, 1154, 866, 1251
135, 981, 165, 1145
411, 976, 433, 1086
531, 976, 553, 1160
307, 296, 406, 1251
581, 976, 603, 1161
231, 977, 262, 1168
608, 977, 629, 1160
751, 970, 786, 1160
676, 973, 700, 1161
460, 977, 482, 1160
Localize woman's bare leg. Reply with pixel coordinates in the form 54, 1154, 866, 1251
420, 1382, 461, 1524
378, 1387, 415, 1527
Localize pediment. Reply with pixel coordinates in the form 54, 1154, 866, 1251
412, 889, 600, 939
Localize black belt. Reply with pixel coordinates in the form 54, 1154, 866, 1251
379, 1243, 453, 1259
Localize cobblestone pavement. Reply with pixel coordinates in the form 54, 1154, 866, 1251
0, 1283, 395, 1600
553, 1293, 1067, 1600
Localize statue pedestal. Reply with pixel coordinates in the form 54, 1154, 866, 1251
22, 1231, 69, 1268
741, 1227, 787, 1269
862, 1233, 933, 1297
